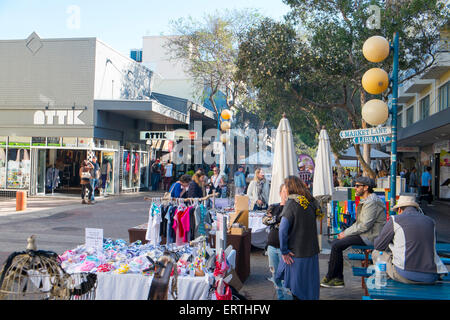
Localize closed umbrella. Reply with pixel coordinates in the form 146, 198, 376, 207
312, 128, 334, 252
269, 114, 298, 205
313, 128, 334, 198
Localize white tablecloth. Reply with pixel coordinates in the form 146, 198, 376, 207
94, 273, 212, 300
249, 211, 269, 249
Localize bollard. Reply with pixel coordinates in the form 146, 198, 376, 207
16, 190, 27, 211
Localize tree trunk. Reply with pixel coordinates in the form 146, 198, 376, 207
357, 91, 376, 179
333, 151, 346, 186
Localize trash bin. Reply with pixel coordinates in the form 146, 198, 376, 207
16, 191, 27, 211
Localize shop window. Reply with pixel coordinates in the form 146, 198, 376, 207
123, 151, 130, 189
406, 105, 414, 126
439, 81, 449, 112
420, 95, 430, 120
6, 148, 31, 189
0, 147, 6, 188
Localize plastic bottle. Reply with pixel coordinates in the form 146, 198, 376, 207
375, 252, 387, 288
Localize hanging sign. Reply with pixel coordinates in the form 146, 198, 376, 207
352, 135, 392, 144
340, 126, 391, 139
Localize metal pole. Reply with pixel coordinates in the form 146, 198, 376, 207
389, 31, 399, 215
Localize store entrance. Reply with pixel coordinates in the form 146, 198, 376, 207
45, 149, 87, 195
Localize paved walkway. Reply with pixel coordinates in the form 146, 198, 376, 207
0, 193, 448, 300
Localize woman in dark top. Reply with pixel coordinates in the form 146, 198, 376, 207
275, 175, 322, 300
262, 183, 291, 300
187, 172, 204, 198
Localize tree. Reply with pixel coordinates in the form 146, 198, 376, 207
165, 9, 262, 127
238, 0, 448, 179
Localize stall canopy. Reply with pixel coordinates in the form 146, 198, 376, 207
337, 146, 390, 160
238, 150, 274, 166
269, 115, 298, 205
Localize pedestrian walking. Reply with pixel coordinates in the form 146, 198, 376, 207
409, 167, 418, 194
90, 156, 100, 202
163, 160, 173, 191
151, 159, 162, 191
79, 160, 94, 204
275, 176, 321, 300
373, 195, 448, 284
262, 184, 292, 300
234, 166, 246, 196
247, 168, 269, 210
420, 166, 433, 206
321, 176, 386, 288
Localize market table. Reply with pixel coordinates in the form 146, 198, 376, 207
92, 273, 212, 300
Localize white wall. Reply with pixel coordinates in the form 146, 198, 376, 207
142, 36, 202, 103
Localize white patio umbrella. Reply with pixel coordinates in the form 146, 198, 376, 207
269, 114, 298, 205
312, 127, 334, 252
313, 128, 334, 198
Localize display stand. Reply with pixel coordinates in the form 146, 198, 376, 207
209, 229, 251, 283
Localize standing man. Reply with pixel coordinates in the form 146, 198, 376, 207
373, 195, 448, 284
163, 160, 173, 191
90, 155, 100, 202
420, 166, 433, 206
409, 167, 418, 194
234, 166, 246, 196
320, 176, 386, 288
151, 159, 162, 191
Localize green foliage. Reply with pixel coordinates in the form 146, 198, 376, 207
238, 0, 448, 165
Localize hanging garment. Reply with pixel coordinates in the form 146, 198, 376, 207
145, 203, 162, 246
126, 153, 130, 172
134, 153, 140, 175
194, 203, 211, 238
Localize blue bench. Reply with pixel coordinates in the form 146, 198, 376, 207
436, 243, 450, 255
365, 278, 450, 300
353, 266, 450, 281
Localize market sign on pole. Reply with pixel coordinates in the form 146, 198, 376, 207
352, 135, 392, 144
339, 126, 391, 139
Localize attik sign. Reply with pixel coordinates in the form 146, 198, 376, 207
340, 126, 391, 139
353, 135, 392, 144
34, 110, 85, 125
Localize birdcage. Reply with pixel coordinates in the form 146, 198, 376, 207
0, 236, 96, 300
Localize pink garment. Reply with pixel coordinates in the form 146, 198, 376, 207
172, 206, 191, 245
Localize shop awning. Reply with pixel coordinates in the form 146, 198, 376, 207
94, 99, 189, 125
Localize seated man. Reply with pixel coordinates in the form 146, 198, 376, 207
373, 195, 448, 284
321, 177, 386, 288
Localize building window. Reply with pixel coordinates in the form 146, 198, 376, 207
420, 95, 430, 120
406, 105, 414, 126
439, 81, 449, 112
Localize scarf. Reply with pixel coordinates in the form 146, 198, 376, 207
256, 179, 266, 204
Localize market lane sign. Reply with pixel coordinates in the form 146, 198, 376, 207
352, 135, 392, 144
339, 126, 392, 139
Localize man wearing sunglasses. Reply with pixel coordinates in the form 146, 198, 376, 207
321, 176, 386, 288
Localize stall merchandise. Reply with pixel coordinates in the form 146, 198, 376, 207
59, 239, 215, 300
328, 188, 393, 240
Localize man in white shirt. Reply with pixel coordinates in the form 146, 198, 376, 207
163, 160, 173, 191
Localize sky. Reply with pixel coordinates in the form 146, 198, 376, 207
0, 0, 291, 56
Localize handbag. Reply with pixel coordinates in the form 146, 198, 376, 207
81, 171, 91, 179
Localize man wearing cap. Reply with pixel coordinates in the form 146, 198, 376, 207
373, 195, 448, 284
321, 176, 386, 288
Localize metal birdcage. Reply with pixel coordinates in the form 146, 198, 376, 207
0, 236, 96, 300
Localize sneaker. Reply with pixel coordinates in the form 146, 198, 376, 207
320, 277, 331, 287
320, 278, 345, 288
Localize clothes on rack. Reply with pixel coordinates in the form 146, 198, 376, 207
46, 167, 60, 190
145, 199, 213, 246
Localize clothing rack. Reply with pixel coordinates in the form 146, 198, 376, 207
144, 192, 219, 203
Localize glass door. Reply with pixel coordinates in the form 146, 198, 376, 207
37, 149, 46, 194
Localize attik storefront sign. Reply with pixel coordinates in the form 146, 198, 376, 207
33, 110, 85, 125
